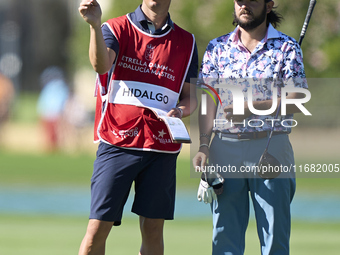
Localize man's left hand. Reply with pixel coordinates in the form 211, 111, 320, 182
167, 107, 183, 118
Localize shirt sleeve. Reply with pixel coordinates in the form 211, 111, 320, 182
102, 23, 119, 54
198, 39, 220, 87
282, 42, 308, 88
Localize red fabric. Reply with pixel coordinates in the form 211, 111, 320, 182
94, 15, 194, 152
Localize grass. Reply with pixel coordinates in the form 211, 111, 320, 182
1, 149, 339, 193
0, 214, 339, 255
0, 150, 94, 187
0, 149, 199, 188
1, 92, 339, 254
0, 214, 211, 255
2, 91, 339, 191
0, 150, 338, 254
290, 221, 340, 255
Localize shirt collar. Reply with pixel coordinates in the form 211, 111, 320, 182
266, 23, 280, 40
134, 5, 175, 31
232, 23, 280, 45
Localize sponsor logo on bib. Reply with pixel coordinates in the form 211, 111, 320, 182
145, 44, 155, 61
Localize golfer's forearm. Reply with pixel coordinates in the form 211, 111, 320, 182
198, 114, 215, 145
89, 25, 112, 74
177, 97, 197, 118
249, 92, 306, 116
199, 92, 217, 139
198, 99, 217, 145
280, 92, 308, 114
177, 83, 198, 118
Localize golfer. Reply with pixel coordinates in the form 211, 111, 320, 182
78, 0, 197, 254
193, 0, 307, 254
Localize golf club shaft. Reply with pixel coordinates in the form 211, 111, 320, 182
264, 0, 317, 152
298, 0, 317, 46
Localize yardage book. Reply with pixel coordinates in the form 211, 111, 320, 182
149, 107, 191, 143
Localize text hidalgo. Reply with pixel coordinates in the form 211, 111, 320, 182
122, 88, 169, 104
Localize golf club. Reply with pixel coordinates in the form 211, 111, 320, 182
258, 0, 317, 179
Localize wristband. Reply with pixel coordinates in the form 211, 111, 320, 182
199, 143, 209, 148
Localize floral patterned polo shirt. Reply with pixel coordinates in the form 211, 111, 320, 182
199, 24, 308, 133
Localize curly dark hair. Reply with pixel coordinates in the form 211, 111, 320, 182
267, 6, 283, 28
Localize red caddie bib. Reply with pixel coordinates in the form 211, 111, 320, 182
94, 14, 195, 153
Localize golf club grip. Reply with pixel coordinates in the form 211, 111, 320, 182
298, 0, 317, 45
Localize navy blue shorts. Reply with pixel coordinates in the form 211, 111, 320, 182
89, 142, 179, 226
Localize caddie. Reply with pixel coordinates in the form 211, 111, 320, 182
78, 0, 198, 254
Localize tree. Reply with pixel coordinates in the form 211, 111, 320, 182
69, 0, 340, 78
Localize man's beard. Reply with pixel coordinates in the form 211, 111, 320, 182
233, 4, 267, 31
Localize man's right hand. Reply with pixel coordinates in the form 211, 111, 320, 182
197, 178, 217, 204
79, 0, 102, 28
193, 147, 216, 204
192, 147, 209, 172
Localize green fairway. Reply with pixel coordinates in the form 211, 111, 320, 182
290, 221, 340, 255
1, 150, 339, 254
0, 149, 199, 188
1, 150, 340, 192
0, 214, 339, 255
0, 151, 94, 186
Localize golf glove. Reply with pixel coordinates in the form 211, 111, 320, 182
206, 172, 225, 195
197, 171, 225, 203
197, 178, 217, 204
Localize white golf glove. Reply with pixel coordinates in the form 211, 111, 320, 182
197, 179, 217, 204
197, 171, 225, 203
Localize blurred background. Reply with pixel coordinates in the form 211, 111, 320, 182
0, 0, 339, 254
